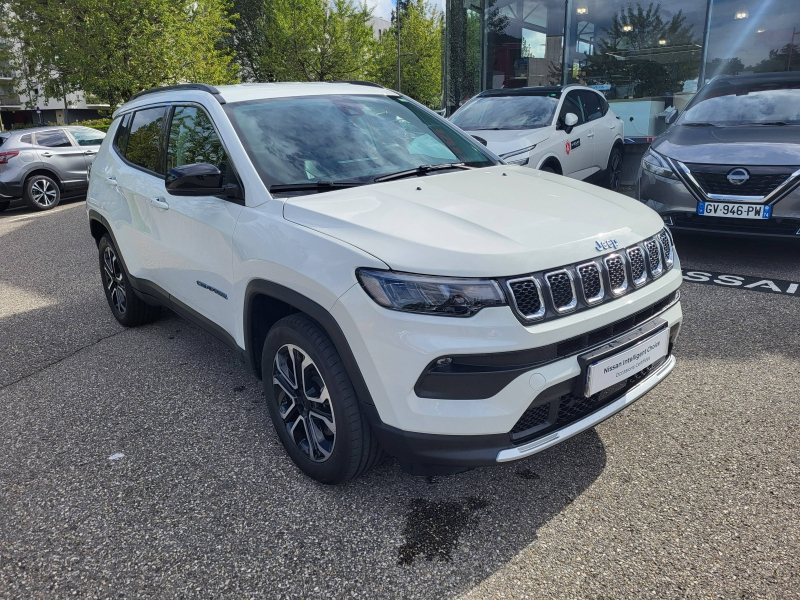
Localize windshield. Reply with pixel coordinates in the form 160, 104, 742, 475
450, 94, 560, 130
680, 79, 800, 126
225, 94, 495, 189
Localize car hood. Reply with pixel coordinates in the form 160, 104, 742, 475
653, 124, 800, 166
464, 128, 552, 158
283, 166, 663, 277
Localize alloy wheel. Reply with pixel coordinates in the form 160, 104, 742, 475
30, 178, 58, 208
102, 247, 127, 314
272, 344, 336, 462
609, 153, 621, 191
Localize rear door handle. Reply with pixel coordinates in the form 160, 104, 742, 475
150, 197, 169, 210
40, 151, 53, 158
587, 131, 595, 138
106, 176, 117, 185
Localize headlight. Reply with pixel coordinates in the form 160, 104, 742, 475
501, 144, 536, 166
356, 269, 507, 317
641, 150, 678, 179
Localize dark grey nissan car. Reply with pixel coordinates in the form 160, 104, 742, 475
638, 72, 800, 238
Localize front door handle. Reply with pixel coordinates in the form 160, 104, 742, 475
149, 197, 169, 210
587, 130, 595, 138
106, 176, 117, 185
40, 151, 53, 158
84, 150, 97, 155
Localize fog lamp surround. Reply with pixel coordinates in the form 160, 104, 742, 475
356, 268, 507, 317
641, 149, 678, 180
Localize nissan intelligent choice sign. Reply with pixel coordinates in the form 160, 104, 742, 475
585, 328, 670, 397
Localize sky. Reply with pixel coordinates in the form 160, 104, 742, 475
369, 0, 446, 21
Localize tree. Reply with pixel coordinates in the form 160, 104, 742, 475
4, 0, 237, 110
705, 57, 745, 78
372, 0, 444, 108
228, 0, 271, 81
753, 43, 800, 73
253, 0, 375, 82
583, 2, 700, 98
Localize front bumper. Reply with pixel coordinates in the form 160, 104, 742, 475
639, 170, 800, 238
332, 266, 683, 470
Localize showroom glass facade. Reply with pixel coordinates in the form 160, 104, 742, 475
445, 0, 800, 139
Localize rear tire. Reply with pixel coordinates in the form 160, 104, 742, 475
604, 146, 623, 191
98, 235, 160, 327
0, 200, 9, 213
540, 166, 557, 174
262, 314, 383, 484
24, 174, 61, 211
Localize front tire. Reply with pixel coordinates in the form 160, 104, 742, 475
262, 314, 382, 484
604, 146, 623, 191
24, 174, 61, 211
98, 235, 160, 327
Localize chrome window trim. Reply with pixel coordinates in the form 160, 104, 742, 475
626, 245, 648, 288
505, 276, 546, 321
575, 261, 604, 306
544, 269, 578, 314
602, 253, 629, 297
644, 237, 664, 279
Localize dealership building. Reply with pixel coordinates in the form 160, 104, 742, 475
445, 0, 800, 180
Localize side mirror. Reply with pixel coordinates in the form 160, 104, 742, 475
665, 108, 678, 125
564, 113, 579, 128
165, 163, 223, 196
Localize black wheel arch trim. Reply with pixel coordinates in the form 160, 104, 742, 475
244, 279, 376, 406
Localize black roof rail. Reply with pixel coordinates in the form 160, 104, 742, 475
330, 80, 384, 88
128, 83, 226, 104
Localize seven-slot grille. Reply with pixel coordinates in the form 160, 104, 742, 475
627, 246, 646, 285
546, 271, 576, 312
507, 278, 543, 318
505, 229, 674, 322
577, 263, 602, 302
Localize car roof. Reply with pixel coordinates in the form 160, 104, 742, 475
2, 125, 100, 136
115, 81, 398, 117
475, 84, 598, 98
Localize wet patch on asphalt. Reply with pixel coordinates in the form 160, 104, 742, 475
398, 497, 489, 565
517, 468, 541, 480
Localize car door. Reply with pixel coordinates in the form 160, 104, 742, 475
108, 105, 171, 285
580, 90, 615, 172
33, 128, 89, 192
66, 127, 106, 171
148, 103, 243, 338
555, 91, 595, 179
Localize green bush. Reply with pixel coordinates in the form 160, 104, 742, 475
71, 118, 112, 132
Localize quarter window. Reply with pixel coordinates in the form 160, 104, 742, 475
36, 129, 72, 148
20, 133, 32, 144
125, 107, 168, 174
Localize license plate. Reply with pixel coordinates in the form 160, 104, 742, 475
585, 328, 670, 397
697, 202, 771, 219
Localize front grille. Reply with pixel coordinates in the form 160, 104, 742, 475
628, 247, 646, 283
690, 171, 791, 197
508, 278, 543, 317
645, 239, 661, 273
577, 263, 602, 300
511, 359, 666, 443
504, 228, 675, 323
605, 255, 627, 292
510, 402, 550, 434
546, 271, 575, 311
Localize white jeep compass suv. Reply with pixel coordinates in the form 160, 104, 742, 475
87, 82, 683, 484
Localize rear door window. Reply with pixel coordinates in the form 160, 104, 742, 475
580, 91, 605, 122
35, 129, 73, 148
124, 106, 168, 174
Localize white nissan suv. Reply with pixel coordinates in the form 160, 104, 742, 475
87, 82, 683, 484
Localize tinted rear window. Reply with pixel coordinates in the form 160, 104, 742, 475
0, 135, 7, 147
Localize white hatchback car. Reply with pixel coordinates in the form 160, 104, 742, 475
450, 85, 625, 190
87, 82, 681, 484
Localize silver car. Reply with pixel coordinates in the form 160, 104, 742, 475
0, 125, 106, 212
638, 72, 800, 238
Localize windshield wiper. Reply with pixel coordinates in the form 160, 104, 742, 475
754, 121, 789, 126
373, 163, 470, 183
269, 180, 365, 194
683, 122, 717, 127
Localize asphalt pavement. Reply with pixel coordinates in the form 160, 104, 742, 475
1, 200, 799, 598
